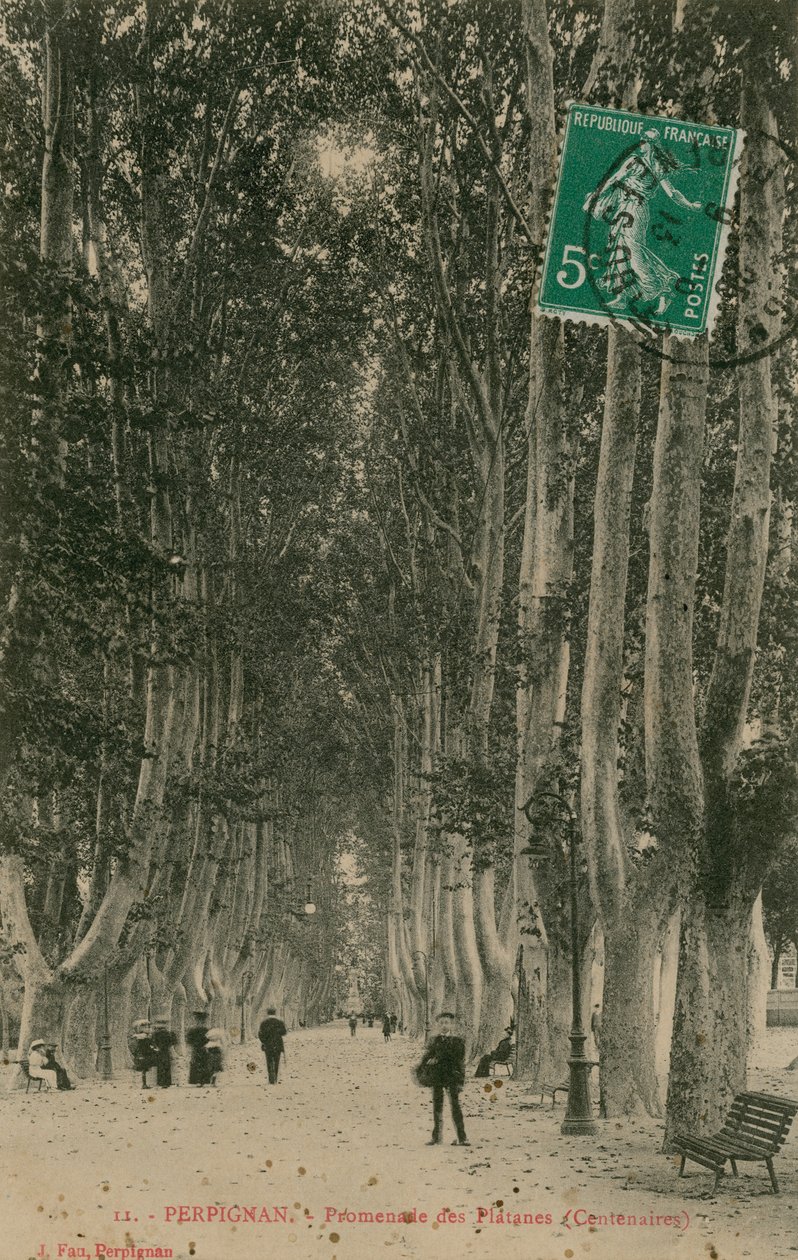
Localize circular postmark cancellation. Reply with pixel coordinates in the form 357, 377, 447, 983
535, 103, 792, 368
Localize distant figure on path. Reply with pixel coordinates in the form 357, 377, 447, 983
390, 1013, 397, 1034
205, 1027, 225, 1084
348, 1015, 358, 1036
151, 1017, 177, 1088
416, 1012, 469, 1146
258, 1008, 287, 1084
187, 1011, 210, 1085
27, 1040, 58, 1090
128, 1019, 155, 1088
591, 1004, 602, 1053
382, 1014, 392, 1042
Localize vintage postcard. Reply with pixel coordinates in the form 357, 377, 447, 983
0, 1, 796, 1259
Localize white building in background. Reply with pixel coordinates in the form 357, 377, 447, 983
775, 942, 797, 990
766, 942, 798, 1027
346, 962, 362, 1014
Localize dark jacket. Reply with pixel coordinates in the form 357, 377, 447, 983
129, 1034, 155, 1072
419, 1034, 466, 1087
151, 1027, 177, 1087
151, 1027, 177, 1057
258, 1017, 287, 1051
186, 1024, 210, 1084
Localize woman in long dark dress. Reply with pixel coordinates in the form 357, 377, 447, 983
43, 1044, 73, 1090
186, 1011, 210, 1085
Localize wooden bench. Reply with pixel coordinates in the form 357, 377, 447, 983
490, 1059, 514, 1078
672, 1091, 798, 1194
540, 1062, 599, 1107
540, 1079, 569, 1106
21, 1059, 48, 1093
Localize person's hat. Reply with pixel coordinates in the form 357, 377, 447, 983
29, 1039, 45, 1049
193, 1010, 208, 1020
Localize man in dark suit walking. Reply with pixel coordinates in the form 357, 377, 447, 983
417, 1012, 469, 1145
151, 1016, 177, 1088
258, 1008, 287, 1084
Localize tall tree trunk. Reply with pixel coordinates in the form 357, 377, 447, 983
512, 0, 573, 1082
665, 64, 783, 1142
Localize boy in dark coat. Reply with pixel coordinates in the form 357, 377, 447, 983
417, 1012, 469, 1145
258, 1008, 287, 1084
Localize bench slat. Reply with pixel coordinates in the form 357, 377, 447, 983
675, 1149, 723, 1173
721, 1128, 786, 1149
740, 1091, 798, 1110
729, 1098, 787, 1114
704, 1139, 776, 1159
728, 1111, 791, 1133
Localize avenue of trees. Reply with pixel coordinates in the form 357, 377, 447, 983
0, 0, 795, 1143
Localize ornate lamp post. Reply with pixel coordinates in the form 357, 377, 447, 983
96, 962, 113, 1080
144, 947, 153, 1023
522, 789, 597, 1136
239, 968, 253, 1044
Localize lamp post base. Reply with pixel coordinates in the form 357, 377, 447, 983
560, 1030, 598, 1136
97, 1036, 113, 1081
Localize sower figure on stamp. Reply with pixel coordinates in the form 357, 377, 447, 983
584, 129, 701, 317
258, 1008, 287, 1084
416, 1012, 469, 1146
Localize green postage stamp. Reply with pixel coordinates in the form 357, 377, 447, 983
537, 104, 744, 337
